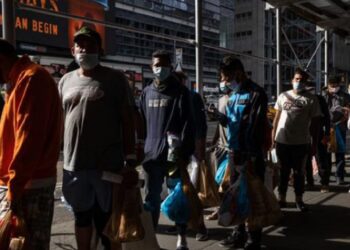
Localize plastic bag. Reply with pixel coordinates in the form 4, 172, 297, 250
0, 210, 12, 249
215, 154, 228, 185
312, 156, 319, 177
335, 125, 346, 153
104, 169, 145, 243
197, 161, 220, 208
246, 172, 282, 230
218, 173, 249, 227
219, 159, 232, 194
161, 180, 190, 224
188, 156, 200, 187
328, 127, 337, 152
122, 208, 160, 250
104, 185, 145, 243
180, 165, 203, 230
265, 151, 280, 192
0, 210, 27, 250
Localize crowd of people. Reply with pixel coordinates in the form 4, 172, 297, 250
0, 26, 349, 250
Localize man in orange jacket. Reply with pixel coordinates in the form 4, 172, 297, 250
0, 39, 63, 249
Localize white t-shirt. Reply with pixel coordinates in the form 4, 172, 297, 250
274, 90, 322, 145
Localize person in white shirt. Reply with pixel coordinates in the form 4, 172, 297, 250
272, 68, 321, 212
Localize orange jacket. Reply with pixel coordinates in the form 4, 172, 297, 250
0, 56, 63, 201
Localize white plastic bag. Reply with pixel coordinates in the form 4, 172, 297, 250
188, 156, 200, 187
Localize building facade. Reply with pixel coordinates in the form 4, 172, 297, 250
111, 0, 235, 94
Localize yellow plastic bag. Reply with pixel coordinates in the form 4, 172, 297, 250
246, 171, 282, 231
104, 169, 145, 244
328, 127, 337, 153
197, 161, 220, 208
0, 210, 27, 250
180, 162, 203, 231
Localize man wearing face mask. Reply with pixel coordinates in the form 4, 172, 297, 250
272, 68, 321, 212
140, 50, 195, 250
205, 73, 234, 221
323, 75, 350, 185
217, 55, 268, 250
59, 27, 136, 250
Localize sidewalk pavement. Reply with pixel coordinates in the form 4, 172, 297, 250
50, 167, 350, 250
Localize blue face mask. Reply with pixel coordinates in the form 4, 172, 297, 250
153, 66, 171, 82
292, 81, 304, 92
220, 80, 239, 94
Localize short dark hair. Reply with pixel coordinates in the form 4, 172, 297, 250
0, 39, 17, 57
219, 55, 245, 73
152, 50, 172, 64
294, 67, 309, 81
328, 74, 340, 84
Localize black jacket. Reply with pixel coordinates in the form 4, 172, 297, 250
316, 94, 330, 137
140, 73, 195, 163
237, 79, 268, 155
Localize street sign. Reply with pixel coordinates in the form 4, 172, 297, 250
175, 48, 183, 72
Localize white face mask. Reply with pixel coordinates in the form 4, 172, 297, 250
75, 53, 99, 70
152, 66, 171, 82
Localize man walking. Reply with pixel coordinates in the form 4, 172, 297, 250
141, 50, 195, 250
272, 68, 321, 212
324, 75, 350, 185
0, 39, 63, 250
218, 55, 268, 250
59, 27, 136, 250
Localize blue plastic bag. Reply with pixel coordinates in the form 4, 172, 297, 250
161, 180, 190, 224
215, 154, 228, 185
335, 125, 346, 153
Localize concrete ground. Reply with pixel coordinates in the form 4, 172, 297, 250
50, 165, 350, 250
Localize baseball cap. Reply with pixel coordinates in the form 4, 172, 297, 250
73, 26, 102, 47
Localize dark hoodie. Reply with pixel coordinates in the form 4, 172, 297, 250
140, 73, 195, 163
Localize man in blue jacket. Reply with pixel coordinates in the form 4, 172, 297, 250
217, 55, 268, 250
140, 50, 195, 250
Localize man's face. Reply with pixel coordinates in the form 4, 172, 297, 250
328, 83, 340, 94
151, 57, 171, 69
71, 36, 100, 56
292, 73, 303, 84
220, 70, 235, 83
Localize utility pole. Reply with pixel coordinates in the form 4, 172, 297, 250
195, 0, 203, 96
276, 8, 282, 96
324, 30, 329, 87
2, 0, 15, 46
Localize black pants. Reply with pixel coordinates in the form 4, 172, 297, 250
305, 153, 314, 186
74, 200, 111, 250
317, 142, 332, 186
276, 143, 309, 197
